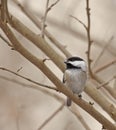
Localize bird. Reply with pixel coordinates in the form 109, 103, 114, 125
63, 56, 87, 106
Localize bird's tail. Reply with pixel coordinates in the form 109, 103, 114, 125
67, 97, 72, 106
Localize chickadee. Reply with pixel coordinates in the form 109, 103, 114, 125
63, 56, 87, 106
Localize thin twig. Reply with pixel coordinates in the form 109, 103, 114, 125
70, 0, 93, 76
97, 75, 116, 89
69, 104, 92, 130
38, 103, 65, 130
43, 58, 51, 62
16, 67, 23, 72
41, 0, 49, 38
41, 0, 60, 38
12, 0, 71, 58
94, 58, 116, 73
0, 33, 13, 47
86, 0, 93, 77
0, 67, 58, 91
93, 36, 114, 68
92, 74, 116, 99
0, 75, 65, 105
0, 75, 45, 91
70, 15, 87, 30
47, 0, 60, 12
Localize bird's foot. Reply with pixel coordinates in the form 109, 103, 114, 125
78, 94, 82, 98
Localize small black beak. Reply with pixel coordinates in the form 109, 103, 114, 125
64, 61, 67, 64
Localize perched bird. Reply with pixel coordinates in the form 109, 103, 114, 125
63, 56, 87, 106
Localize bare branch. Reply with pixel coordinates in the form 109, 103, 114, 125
92, 74, 116, 99
1, 0, 7, 21
85, 81, 116, 121
69, 104, 92, 130
38, 103, 64, 130
43, 58, 51, 62
12, 0, 71, 58
97, 75, 116, 89
41, 0, 49, 38
0, 67, 57, 91
93, 36, 114, 68
70, 15, 87, 30
1, 0, 10, 22
70, 0, 93, 77
8, 15, 65, 72
0, 33, 13, 47
16, 66, 23, 72
0, 75, 65, 104
0, 75, 46, 91
47, 0, 60, 12
86, 0, 93, 77
41, 0, 60, 38
94, 58, 116, 73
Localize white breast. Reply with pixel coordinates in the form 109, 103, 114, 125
64, 69, 87, 94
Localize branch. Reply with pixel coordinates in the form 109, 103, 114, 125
0, 75, 64, 103
69, 105, 92, 130
12, 0, 71, 58
0, 67, 57, 91
41, 0, 49, 38
93, 58, 116, 99
1, 0, 10, 22
38, 103, 64, 130
92, 74, 116, 99
0, 75, 92, 130
70, 15, 87, 30
1, 0, 7, 21
94, 58, 116, 73
86, 0, 93, 77
97, 75, 116, 89
0, 33, 13, 47
9, 15, 65, 72
41, 0, 60, 38
70, 0, 93, 76
0, 6, 116, 129
93, 36, 114, 68
47, 0, 60, 12
85, 81, 116, 121
0, 20, 64, 91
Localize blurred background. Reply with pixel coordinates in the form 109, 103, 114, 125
0, 0, 116, 130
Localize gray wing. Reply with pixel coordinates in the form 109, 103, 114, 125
63, 73, 65, 83
63, 71, 72, 107
63, 70, 69, 84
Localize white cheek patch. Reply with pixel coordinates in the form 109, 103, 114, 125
68, 61, 87, 72
69, 61, 84, 66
